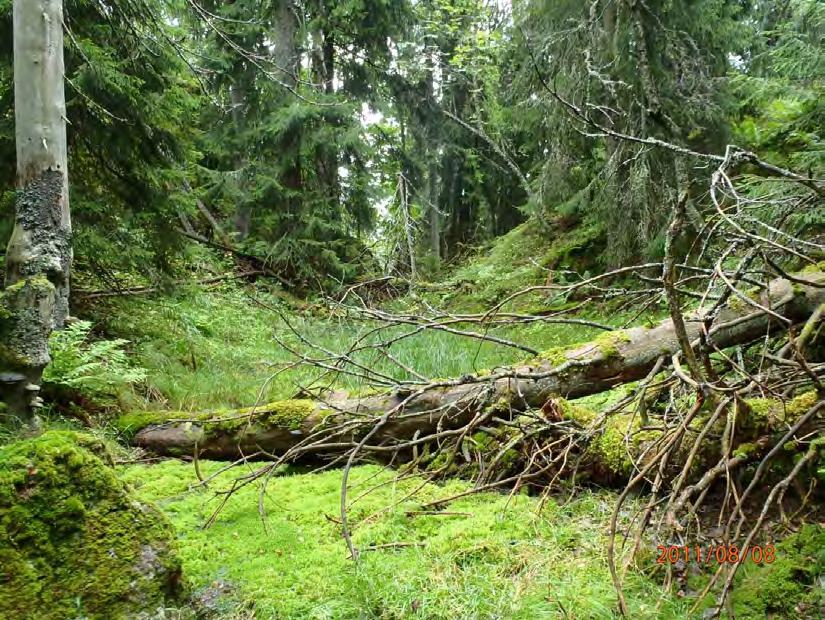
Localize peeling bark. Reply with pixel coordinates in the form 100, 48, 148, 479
1, 0, 71, 422
126, 271, 825, 460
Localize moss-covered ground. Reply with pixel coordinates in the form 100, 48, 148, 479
120, 460, 692, 619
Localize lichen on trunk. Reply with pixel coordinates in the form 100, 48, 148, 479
1, 0, 73, 424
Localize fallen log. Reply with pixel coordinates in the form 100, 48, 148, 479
121, 270, 825, 462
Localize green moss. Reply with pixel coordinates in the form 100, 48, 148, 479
592, 329, 631, 359
786, 391, 818, 416
743, 391, 817, 430
588, 412, 658, 475
733, 442, 758, 458
536, 330, 630, 367
728, 295, 746, 312
116, 399, 318, 438
114, 410, 169, 435
257, 399, 316, 430
470, 431, 494, 450
208, 399, 317, 438
743, 397, 774, 422
0, 431, 183, 619
425, 449, 457, 474
537, 345, 569, 366
557, 398, 599, 426
352, 385, 383, 397
118, 459, 693, 619
1, 274, 52, 297
799, 261, 825, 274
728, 524, 825, 619
727, 286, 764, 312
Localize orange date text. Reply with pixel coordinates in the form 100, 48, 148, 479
655, 544, 776, 565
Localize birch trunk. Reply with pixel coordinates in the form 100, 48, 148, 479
1, 0, 72, 421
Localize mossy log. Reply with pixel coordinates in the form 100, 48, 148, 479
124, 271, 825, 462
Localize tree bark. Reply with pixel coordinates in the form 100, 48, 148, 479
271, 0, 303, 221
272, 0, 299, 85
125, 271, 825, 460
230, 80, 251, 239
427, 159, 440, 261
1, 0, 72, 422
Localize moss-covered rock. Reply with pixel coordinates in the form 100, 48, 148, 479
0, 431, 184, 619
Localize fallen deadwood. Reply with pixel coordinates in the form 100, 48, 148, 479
122, 270, 825, 463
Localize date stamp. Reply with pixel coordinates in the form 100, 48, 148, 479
656, 544, 776, 565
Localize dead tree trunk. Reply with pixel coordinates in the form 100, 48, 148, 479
1, 0, 72, 422
124, 271, 825, 461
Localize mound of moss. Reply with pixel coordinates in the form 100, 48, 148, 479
732, 524, 825, 619
0, 431, 184, 619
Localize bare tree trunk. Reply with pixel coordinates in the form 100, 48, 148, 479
230, 81, 251, 240
273, 0, 299, 84
125, 271, 825, 460
425, 53, 440, 262
399, 173, 417, 279
428, 160, 440, 261
272, 0, 303, 217
1, 0, 71, 422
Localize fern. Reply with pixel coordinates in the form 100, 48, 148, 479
43, 321, 147, 401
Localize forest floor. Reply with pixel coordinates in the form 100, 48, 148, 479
120, 460, 692, 618
27, 224, 822, 618
100, 226, 661, 617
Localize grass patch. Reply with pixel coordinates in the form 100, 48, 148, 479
119, 460, 692, 619
100, 283, 602, 412
87, 219, 658, 413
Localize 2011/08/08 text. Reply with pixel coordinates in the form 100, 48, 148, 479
656, 545, 776, 565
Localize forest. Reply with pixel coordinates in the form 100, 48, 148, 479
0, 0, 823, 618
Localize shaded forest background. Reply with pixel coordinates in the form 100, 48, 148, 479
1, 0, 821, 291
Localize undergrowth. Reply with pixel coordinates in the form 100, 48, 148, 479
100, 283, 607, 412
431, 220, 604, 311
43, 319, 147, 406
72, 220, 655, 414
120, 460, 691, 619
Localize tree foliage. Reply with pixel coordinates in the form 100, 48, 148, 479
0, 0, 821, 286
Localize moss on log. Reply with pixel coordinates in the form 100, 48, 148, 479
125, 271, 825, 463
